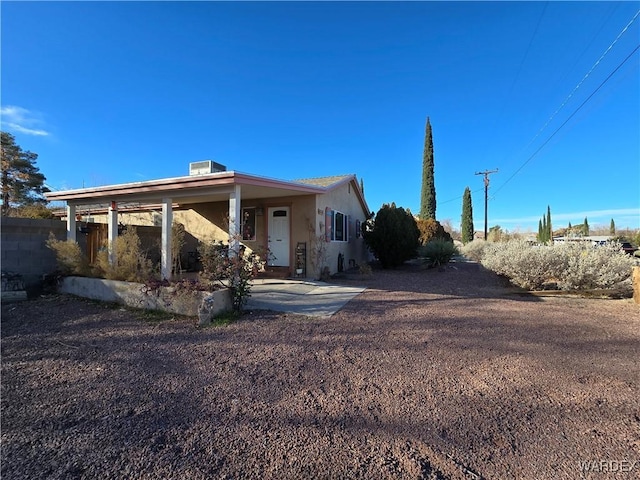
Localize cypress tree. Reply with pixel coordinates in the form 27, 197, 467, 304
538, 219, 543, 242
610, 218, 615, 236
419, 117, 436, 220
360, 178, 364, 196
546, 206, 552, 243
461, 186, 474, 244
542, 216, 548, 243
583, 217, 589, 236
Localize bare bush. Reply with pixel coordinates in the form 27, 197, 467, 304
94, 227, 155, 282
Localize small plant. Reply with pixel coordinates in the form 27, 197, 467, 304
198, 238, 264, 312
419, 238, 459, 268
306, 217, 329, 281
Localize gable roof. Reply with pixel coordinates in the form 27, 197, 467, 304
295, 174, 354, 187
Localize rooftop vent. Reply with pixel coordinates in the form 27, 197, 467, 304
189, 160, 227, 176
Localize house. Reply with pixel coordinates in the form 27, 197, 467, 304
45, 162, 371, 280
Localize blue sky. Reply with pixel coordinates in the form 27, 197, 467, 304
2, 1, 639, 233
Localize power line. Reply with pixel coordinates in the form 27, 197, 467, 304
492, 41, 640, 198
522, 9, 640, 157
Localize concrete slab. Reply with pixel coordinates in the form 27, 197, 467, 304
247, 279, 365, 317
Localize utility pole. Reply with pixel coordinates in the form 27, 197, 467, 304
475, 169, 498, 240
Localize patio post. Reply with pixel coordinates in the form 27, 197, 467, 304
108, 201, 118, 266
228, 185, 241, 256
66, 203, 77, 242
161, 197, 173, 280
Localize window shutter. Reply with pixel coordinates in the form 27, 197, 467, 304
325, 207, 332, 242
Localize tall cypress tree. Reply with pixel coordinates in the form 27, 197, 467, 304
461, 186, 474, 244
360, 178, 364, 196
546, 205, 552, 243
583, 217, 589, 236
538, 219, 543, 242
419, 117, 436, 220
609, 218, 615, 236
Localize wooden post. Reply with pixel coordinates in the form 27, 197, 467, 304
633, 266, 640, 305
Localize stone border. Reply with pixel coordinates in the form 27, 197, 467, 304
59, 276, 232, 317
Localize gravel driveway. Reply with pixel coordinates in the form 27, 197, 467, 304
2, 262, 639, 479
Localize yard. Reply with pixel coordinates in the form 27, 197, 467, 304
2, 262, 639, 479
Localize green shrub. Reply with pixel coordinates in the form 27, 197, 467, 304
419, 238, 458, 267
362, 203, 420, 269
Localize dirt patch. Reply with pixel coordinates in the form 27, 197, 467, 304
2, 262, 639, 479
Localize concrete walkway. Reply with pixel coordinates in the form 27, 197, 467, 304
246, 279, 366, 317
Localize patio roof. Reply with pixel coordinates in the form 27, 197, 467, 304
46, 170, 327, 207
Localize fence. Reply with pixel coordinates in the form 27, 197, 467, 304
1, 217, 67, 289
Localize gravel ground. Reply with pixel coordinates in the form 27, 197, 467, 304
2, 262, 639, 479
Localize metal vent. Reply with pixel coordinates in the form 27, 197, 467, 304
189, 160, 227, 175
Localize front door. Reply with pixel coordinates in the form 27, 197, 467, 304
267, 207, 290, 266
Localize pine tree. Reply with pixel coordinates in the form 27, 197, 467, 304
1, 132, 49, 216
461, 186, 474, 244
610, 218, 615, 236
419, 117, 436, 220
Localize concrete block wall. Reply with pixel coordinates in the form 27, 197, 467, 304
0, 217, 67, 288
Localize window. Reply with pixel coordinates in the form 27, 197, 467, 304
332, 210, 348, 242
242, 207, 256, 241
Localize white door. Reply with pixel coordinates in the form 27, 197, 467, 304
268, 207, 290, 266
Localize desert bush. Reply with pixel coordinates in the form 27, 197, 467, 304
419, 238, 459, 267
480, 239, 634, 291
46, 233, 92, 276
481, 240, 563, 290
362, 203, 420, 269
94, 227, 155, 282
460, 239, 487, 262
554, 241, 634, 290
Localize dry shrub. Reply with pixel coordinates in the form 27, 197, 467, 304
416, 218, 452, 246
94, 227, 155, 282
46, 233, 92, 276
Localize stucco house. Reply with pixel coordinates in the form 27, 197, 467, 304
45, 162, 371, 280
